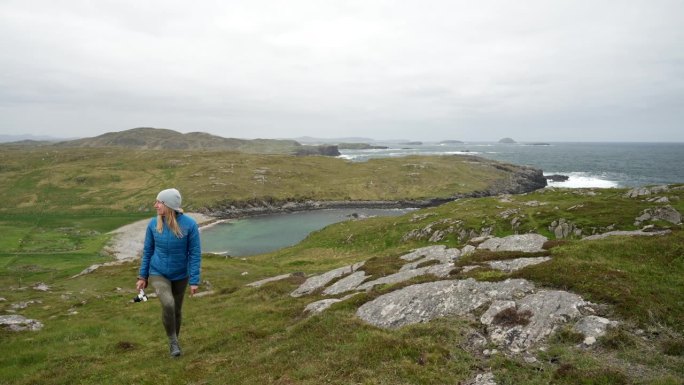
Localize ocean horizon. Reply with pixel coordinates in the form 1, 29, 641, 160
339, 141, 684, 189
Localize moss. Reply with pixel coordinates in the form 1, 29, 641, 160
553, 364, 628, 385
599, 328, 639, 350
661, 338, 684, 356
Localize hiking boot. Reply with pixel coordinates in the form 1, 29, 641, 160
169, 339, 182, 357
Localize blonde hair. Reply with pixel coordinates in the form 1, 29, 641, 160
156, 204, 183, 238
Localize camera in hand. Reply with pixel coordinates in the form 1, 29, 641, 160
133, 289, 148, 302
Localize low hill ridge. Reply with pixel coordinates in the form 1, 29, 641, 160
54, 127, 326, 154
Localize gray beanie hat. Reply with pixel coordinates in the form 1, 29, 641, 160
156, 188, 182, 212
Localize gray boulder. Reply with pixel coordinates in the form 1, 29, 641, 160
635, 205, 682, 225
624, 185, 669, 198
465, 372, 497, 385
549, 218, 582, 239
290, 262, 365, 297
478, 234, 547, 252
0, 314, 44, 331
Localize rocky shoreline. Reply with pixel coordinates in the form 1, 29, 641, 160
206, 165, 547, 218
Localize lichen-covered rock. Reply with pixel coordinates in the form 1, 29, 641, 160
323, 271, 369, 296
624, 185, 670, 198
33, 283, 50, 291
635, 205, 682, 225
399, 246, 460, 271
0, 314, 43, 331
549, 218, 581, 239
304, 293, 360, 315
582, 229, 671, 241
465, 372, 497, 385
480, 300, 517, 325
487, 257, 551, 272
356, 279, 535, 329
400, 245, 450, 262
246, 273, 297, 288
477, 234, 547, 252
461, 245, 477, 256
290, 262, 364, 297
304, 299, 344, 314
485, 290, 586, 353
573, 315, 617, 345
356, 263, 455, 292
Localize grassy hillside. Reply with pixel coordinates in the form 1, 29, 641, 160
1, 184, 683, 384
0, 146, 531, 212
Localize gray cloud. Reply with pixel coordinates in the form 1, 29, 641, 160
1, 0, 683, 141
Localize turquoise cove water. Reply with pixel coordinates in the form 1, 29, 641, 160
201, 208, 412, 256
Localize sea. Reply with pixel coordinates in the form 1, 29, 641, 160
338, 142, 684, 188
202, 141, 684, 255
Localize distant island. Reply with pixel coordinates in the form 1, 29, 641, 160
337, 143, 389, 150
399, 141, 423, 145
498, 137, 516, 144
438, 140, 464, 144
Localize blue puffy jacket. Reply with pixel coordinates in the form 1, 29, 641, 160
138, 213, 202, 285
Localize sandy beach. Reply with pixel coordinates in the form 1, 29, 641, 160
73, 213, 217, 278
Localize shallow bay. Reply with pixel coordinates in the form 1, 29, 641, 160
201, 208, 413, 256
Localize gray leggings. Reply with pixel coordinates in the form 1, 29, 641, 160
149, 276, 188, 338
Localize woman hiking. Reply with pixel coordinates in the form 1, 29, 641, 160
136, 188, 201, 357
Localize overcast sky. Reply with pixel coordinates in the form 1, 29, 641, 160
1, 1, 682, 142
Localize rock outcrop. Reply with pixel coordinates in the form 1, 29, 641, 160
624, 185, 670, 198
246, 273, 300, 288
486, 257, 551, 272
573, 315, 618, 345
0, 314, 44, 331
548, 218, 582, 239
634, 205, 682, 225
545, 174, 569, 182
357, 280, 611, 353
483, 290, 587, 353
582, 229, 671, 241
259, 235, 616, 355
357, 278, 535, 329
290, 262, 365, 297
477, 234, 547, 252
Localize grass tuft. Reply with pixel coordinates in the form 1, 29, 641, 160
492, 308, 533, 327
553, 364, 628, 385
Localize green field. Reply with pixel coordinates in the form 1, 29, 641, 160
0, 147, 683, 384
0, 147, 520, 213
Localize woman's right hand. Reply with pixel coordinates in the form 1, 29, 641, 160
136, 278, 147, 291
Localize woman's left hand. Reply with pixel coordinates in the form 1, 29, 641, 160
190, 285, 199, 296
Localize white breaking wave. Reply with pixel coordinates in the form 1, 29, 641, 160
545, 172, 619, 189
339, 149, 480, 161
